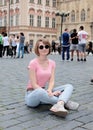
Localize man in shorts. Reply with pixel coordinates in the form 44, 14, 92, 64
78, 26, 89, 61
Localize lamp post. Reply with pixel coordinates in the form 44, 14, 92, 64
7, 0, 10, 36
90, 22, 93, 40
55, 11, 70, 46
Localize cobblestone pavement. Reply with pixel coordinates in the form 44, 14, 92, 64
0, 53, 93, 130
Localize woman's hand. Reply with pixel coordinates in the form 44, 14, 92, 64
47, 90, 61, 97
47, 90, 54, 96
52, 90, 61, 96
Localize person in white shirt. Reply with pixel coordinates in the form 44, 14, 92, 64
2, 33, 10, 57
11, 34, 17, 58
78, 26, 89, 61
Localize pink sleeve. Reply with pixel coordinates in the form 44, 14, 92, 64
50, 60, 56, 69
28, 60, 37, 71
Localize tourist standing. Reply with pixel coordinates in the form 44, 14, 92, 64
11, 34, 17, 58
2, 33, 10, 58
70, 29, 79, 61
0, 34, 3, 58
78, 26, 89, 61
17, 32, 25, 58
61, 28, 70, 61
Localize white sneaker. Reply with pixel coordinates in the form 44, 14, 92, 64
65, 101, 79, 110
50, 103, 68, 117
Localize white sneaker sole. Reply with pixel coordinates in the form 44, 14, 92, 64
50, 109, 68, 117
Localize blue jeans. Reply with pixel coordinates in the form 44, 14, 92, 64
18, 44, 24, 58
62, 46, 70, 60
25, 84, 73, 107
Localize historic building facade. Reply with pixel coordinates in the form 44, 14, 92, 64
56, 0, 93, 40
0, 0, 57, 44
0, 0, 93, 44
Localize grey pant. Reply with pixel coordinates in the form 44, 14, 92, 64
25, 84, 73, 107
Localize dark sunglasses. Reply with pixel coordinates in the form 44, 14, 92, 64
38, 45, 50, 50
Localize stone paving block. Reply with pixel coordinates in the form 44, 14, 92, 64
0, 119, 21, 129
73, 128, 87, 130
82, 122, 93, 130
46, 120, 83, 130
76, 113, 93, 123
66, 109, 92, 121
4, 126, 23, 130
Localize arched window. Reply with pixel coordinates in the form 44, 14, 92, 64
71, 10, 75, 22
52, 18, 55, 28
37, 0, 42, 4
52, 0, 56, 7
46, 0, 49, 6
10, 0, 13, 4
76, 10, 79, 21
29, 14, 34, 26
37, 16, 41, 27
15, 0, 19, 3
87, 8, 90, 19
29, 0, 34, 3
81, 9, 85, 21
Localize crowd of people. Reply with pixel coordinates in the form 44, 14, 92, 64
51, 25, 93, 62
0, 32, 33, 59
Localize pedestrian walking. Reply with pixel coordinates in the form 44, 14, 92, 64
24, 41, 29, 54
28, 42, 33, 53
61, 28, 70, 61
25, 38, 79, 117
78, 26, 89, 61
51, 40, 56, 54
2, 33, 10, 58
70, 29, 79, 61
10, 34, 17, 58
17, 32, 25, 58
15, 35, 20, 56
86, 41, 93, 55
0, 34, 3, 58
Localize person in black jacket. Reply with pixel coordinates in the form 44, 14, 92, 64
70, 29, 79, 61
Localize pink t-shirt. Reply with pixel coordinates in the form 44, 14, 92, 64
27, 58, 56, 89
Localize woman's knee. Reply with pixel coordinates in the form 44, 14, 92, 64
65, 84, 74, 91
25, 88, 47, 107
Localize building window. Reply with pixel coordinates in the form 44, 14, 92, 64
10, 16, 13, 26
45, 17, 49, 28
29, 14, 34, 26
46, 0, 49, 6
37, 16, 41, 27
15, 0, 19, 3
0, 17, 2, 26
15, 14, 19, 26
38, 0, 42, 5
87, 8, 90, 19
52, 18, 55, 28
29, 0, 34, 3
4, 0, 7, 6
0, 1, 2, 6
81, 9, 85, 21
76, 10, 79, 21
10, 0, 13, 4
52, 0, 56, 7
71, 10, 75, 22
4, 16, 7, 26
